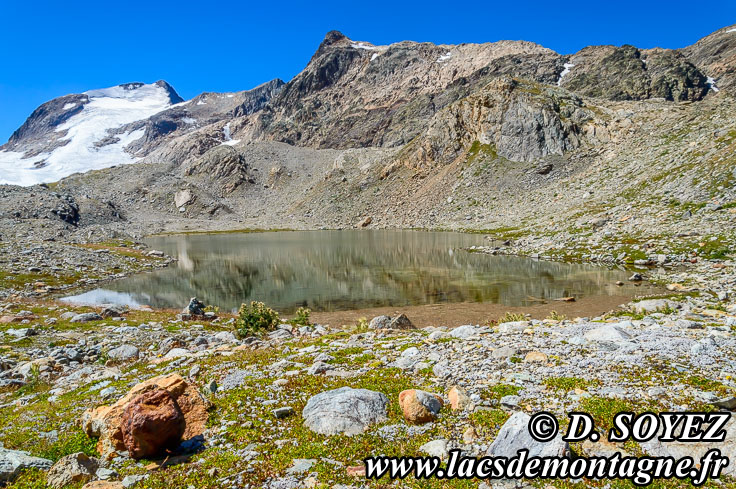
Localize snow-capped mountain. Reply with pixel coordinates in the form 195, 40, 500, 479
0, 81, 182, 186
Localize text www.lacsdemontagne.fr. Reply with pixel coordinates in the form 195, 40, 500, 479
364, 449, 729, 486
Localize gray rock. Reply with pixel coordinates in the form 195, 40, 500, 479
286, 458, 316, 474
313, 353, 334, 363
213, 331, 238, 343
368, 315, 392, 329
487, 412, 568, 458
70, 313, 102, 323
6, 328, 37, 338
101, 304, 129, 318
122, 474, 148, 488
164, 348, 189, 359
500, 395, 520, 408
46, 452, 99, 489
419, 439, 449, 459
449, 325, 478, 339
0, 448, 53, 483
96, 467, 118, 480
630, 299, 678, 314
302, 387, 389, 435
497, 321, 529, 333
107, 344, 139, 361
307, 362, 330, 375
492, 346, 517, 359
273, 407, 295, 419
219, 369, 252, 391
712, 396, 736, 410
387, 314, 414, 330
584, 325, 631, 343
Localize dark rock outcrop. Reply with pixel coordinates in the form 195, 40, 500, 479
560, 45, 709, 101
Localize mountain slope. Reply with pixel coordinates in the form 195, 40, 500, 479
0, 81, 182, 186
0, 79, 284, 186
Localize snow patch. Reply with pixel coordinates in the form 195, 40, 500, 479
726, 28, 736, 33
557, 63, 575, 86
707, 77, 720, 93
0, 82, 175, 186
351, 42, 377, 51
220, 123, 240, 146
370, 53, 380, 61
62, 102, 77, 110
436, 52, 452, 63
182, 117, 197, 125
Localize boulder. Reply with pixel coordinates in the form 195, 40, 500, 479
46, 452, 99, 489
630, 299, 678, 314
82, 374, 210, 459
388, 314, 414, 330
368, 315, 391, 329
121, 388, 186, 459
584, 325, 631, 343
487, 412, 568, 458
497, 321, 529, 333
71, 313, 103, 323
101, 305, 129, 318
302, 387, 389, 435
107, 345, 139, 362
449, 325, 479, 339
0, 448, 52, 483
174, 189, 194, 208
398, 389, 443, 424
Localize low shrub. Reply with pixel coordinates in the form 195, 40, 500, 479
236, 301, 280, 337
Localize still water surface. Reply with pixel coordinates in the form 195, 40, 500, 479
63, 230, 639, 313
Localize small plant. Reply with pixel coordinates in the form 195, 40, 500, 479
498, 312, 526, 323
204, 305, 220, 315
236, 301, 280, 337
356, 317, 369, 329
546, 310, 566, 321
97, 349, 110, 366
289, 307, 311, 327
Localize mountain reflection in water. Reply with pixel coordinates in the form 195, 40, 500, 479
63, 230, 637, 313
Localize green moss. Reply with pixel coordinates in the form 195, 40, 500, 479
543, 376, 600, 392
480, 383, 521, 401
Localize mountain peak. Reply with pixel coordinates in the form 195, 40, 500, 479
154, 80, 185, 104
322, 30, 348, 46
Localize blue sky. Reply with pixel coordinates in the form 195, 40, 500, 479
1, 0, 734, 142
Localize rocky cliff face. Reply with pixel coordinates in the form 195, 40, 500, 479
559, 45, 709, 101
681, 24, 736, 95
392, 77, 598, 173
240, 31, 564, 150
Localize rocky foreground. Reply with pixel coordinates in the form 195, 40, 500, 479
0, 249, 734, 489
